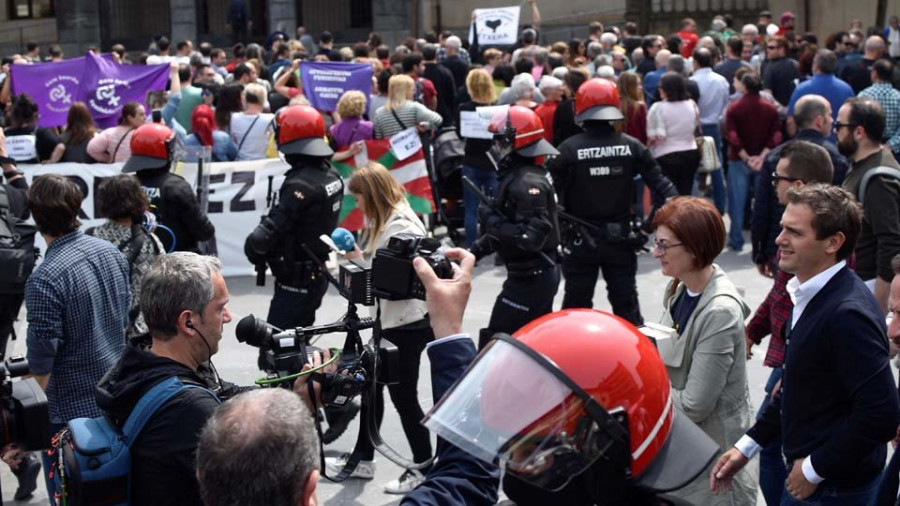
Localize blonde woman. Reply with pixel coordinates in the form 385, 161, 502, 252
456, 68, 498, 246
372, 74, 442, 138
230, 83, 274, 161
329, 90, 373, 162
330, 162, 434, 493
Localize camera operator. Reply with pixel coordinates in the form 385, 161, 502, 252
243, 104, 353, 440
470, 105, 561, 349
122, 123, 216, 253
93, 252, 290, 505
0, 131, 41, 500
338, 162, 435, 493
197, 248, 502, 506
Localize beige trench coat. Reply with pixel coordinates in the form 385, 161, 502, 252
656, 265, 758, 506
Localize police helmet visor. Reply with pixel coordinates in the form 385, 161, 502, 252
575, 105, 625, 124
279, 137, 334, 157
422, 338, 612, 491
122, 154, 168, 173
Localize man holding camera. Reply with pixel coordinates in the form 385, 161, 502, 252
470, 105, 561, 349
94, 252, 276, 505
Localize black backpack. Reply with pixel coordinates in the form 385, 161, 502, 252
0, 186, 37, 294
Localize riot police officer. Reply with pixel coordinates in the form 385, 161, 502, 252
244, 104, 343, 339
470, 105, 561, 349
123, 123, 216, 254
548, 78, 677, 326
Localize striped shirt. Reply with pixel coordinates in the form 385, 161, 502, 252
372, 102, 443, 139
25, 231, 130, 423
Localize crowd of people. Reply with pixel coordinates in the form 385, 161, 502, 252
2, 5, 900, 506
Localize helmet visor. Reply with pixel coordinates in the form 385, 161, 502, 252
423, 339, 611, 491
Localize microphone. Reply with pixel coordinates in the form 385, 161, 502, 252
330, 227, 356, 253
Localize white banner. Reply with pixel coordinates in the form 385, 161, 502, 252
21, 159, 292, 277
468, 6, 521, 46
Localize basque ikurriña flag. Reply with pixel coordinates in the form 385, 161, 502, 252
331, 139, 435, 232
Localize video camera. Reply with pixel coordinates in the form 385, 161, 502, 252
235, 311, 399, 408
0, 356, 50, 451
338, 234, 454, 306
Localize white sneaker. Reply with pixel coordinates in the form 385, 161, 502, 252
324, 454, 375, 479
383, 469, 426, 494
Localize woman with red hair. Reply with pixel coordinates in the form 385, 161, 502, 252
184, 104, 238, 162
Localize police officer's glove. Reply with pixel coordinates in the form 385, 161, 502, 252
245, 217, 277, 262
477, 204, 495, 226
518, 217, 552, 252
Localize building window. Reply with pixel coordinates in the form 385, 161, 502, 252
8, 0, 54, 20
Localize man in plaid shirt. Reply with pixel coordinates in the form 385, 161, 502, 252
745, 140, 836, 505
858, 59, 900, 158
23, 175, 130, 495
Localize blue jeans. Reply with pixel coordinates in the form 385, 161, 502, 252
759, 367, 787, 506
700, 124, 727, 213
462, 165, 498, 246
779, 472, 880, 505
727, 159, 752, 250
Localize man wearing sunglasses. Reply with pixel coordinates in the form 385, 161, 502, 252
761, 36, 798, 107
837, 97, 900, 313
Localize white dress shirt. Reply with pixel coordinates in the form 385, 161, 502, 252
734, 260, 847, 484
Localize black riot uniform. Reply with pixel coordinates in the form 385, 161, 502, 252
549, 121, 677, 325
471, 106, 562, 349
122, 123, 216, 254
135, 168, 215, 253
244, 155, 343, 334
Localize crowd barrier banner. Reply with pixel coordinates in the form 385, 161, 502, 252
21, 152, 435, 277
22, 160, 291, 277
299, 62, 373, 112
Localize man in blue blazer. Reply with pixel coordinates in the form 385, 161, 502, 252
711, 184, 900, 505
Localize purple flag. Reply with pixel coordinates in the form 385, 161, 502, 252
77, 52, 169, 128
299, 62, 373, 112
10, 56, 90, 128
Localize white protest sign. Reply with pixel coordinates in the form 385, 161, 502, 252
468, 6, 521, 46
5, 135, 37, 162
459, 111, 492, 139
389, 128, 422, 161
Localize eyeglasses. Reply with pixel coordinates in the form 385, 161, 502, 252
766, 45, 779, 50
653, 239, 683, 254
833, 121, 858, 132
771, 172, 802, 186
842, 41, 855, 46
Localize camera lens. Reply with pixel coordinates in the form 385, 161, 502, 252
235, 314, 273, 348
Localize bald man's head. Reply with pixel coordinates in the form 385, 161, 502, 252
793, 94, 832, 134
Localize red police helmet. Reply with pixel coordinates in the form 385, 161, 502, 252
488, 105, 559, 158
575, 78, 625, 123
422, 309, 718, 493
275, 105, 333, 157
122, 123, 176, 173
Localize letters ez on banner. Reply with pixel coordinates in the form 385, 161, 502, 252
299, 62, 373, 112
468, 6, 521, 46
77, 52, 170, 129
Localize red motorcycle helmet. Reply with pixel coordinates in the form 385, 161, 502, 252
274, 104, 333, 157
575, 78, 625, 123
122, 123, 175, 173
422, 309, 718, 493
488, 105, 558, 158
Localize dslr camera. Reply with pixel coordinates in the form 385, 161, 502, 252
0, 356, 50, 451
339, 234, 453, 306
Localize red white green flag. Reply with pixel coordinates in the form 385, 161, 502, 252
331, 138, 435, 231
